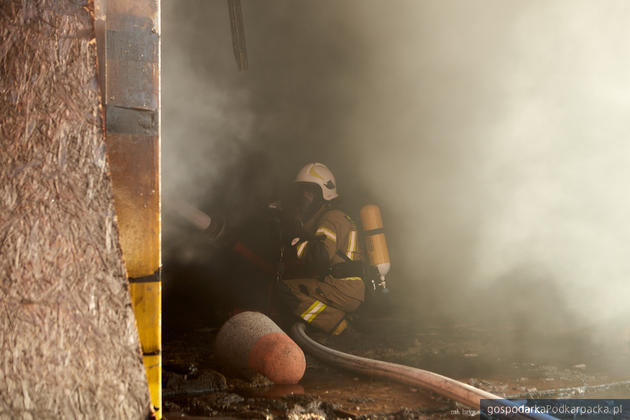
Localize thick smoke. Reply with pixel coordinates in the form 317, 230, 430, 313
163, 1, 630, 333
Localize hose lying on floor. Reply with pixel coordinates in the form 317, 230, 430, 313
291, 322, 557, 420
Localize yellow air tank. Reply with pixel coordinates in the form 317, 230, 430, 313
360, 204, 390, 289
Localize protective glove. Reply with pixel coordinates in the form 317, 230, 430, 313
281, 214, 304, 247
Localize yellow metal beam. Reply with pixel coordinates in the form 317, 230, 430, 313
96, 0, 162, 417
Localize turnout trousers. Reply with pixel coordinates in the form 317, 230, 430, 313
279, 276, 362, 334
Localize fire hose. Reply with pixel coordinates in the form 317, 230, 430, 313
172, 202, 559, 418
290, 322, 558, 420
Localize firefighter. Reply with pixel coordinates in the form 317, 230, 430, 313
277, 162, 364, 335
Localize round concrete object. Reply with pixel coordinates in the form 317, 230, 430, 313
214, 311, 306, 384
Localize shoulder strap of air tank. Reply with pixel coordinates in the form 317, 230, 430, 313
336, 249, 352, 262
344, 213, 359, 230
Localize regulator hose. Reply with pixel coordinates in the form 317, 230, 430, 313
291, 322, 557, 420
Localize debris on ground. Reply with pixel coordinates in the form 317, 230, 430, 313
163, 312, 630, 418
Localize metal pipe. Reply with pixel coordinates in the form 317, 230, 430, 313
227, 0, 248, 71
291, 322, 557, 420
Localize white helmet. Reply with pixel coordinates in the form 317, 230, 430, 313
294, 162, 338, 201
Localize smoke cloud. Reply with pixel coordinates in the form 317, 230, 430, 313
162, 1, 630, 332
